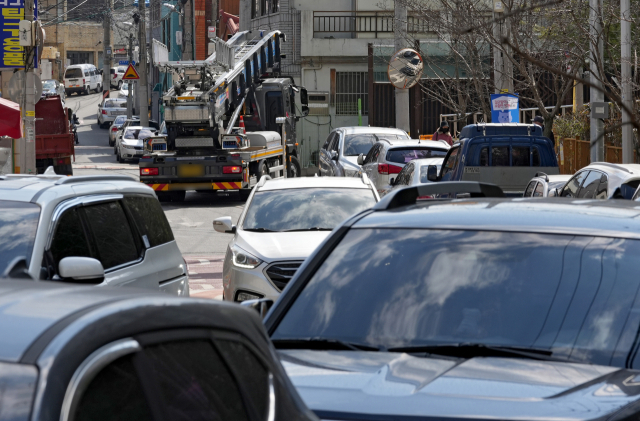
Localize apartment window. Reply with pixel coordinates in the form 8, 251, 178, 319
334, 72, 368, 116
252, 0, 258, 18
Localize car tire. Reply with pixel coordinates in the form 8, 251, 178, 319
116, 151, 122, 163
287, 155, 301, 178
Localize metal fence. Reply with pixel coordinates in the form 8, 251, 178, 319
313, 11, 432, 38
334, 71, 368, 116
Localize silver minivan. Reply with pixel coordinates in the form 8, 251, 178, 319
0, 171, 189, 296
64, 63, 103, 96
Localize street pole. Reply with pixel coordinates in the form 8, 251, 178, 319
102, 0, 112, 101
138, 0, 149, 126
23, 0, 36, 174
127, 34, 133, 119
621, 0, 633, 163
589, 0, 604, 162
394, 0, 410, 134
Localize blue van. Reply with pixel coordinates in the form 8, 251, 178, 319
427, 123, 559, 195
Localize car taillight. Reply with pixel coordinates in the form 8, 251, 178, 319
140, 168, 159, 176
101, 110, 107, 114
223, 165, 242, 174
389, 164, 402, 174
378, 163, 388, 174
111, 126, 118, 132
113, 74, 117, 79
83, 79, 85, 84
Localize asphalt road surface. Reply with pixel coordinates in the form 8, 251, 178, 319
66, 90, 242, 299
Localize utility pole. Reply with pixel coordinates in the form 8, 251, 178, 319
20, 0, 37, 173
492, 1, 513, 94
138, 0, 149, 126
102, 0, 112, 101
621, 0, 633, 163
393, 0, 410, 134
589, 0, 604, 162
127, 34, 134, 119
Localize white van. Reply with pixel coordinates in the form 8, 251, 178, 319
64, 63, 103, 96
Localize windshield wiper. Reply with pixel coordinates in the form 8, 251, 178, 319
386, 343, 578, 362
243, 228, 278, 232
272, 338, 380, 352
283, 227, 333, 232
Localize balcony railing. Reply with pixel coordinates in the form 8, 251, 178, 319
313, 11, 433, 38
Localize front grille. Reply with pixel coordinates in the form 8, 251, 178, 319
264, 261, 303, 291
134, 146, 143, 150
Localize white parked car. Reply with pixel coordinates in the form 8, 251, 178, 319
117, 125, 156, 162
360, 139, 450, 193
98, 98, 127, 128
64, 63, 102, 96
0, 170, 188, 296
118, 81, 132, 98
110, 66, 126, 88
380, 157, 445, 197
215, 176, 380, 302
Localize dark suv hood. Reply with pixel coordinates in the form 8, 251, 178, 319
279, 350, 640, 421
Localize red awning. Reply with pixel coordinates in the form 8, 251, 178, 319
0, 97, 22, 139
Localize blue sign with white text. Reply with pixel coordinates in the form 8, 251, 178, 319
119, 60, 136, 65
0, 0, 37, 68
490, 94, 519, 124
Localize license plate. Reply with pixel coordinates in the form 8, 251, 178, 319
178, 164, 204, 177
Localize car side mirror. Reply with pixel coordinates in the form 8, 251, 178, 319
357, 153, 364, 165
58, 257, 104, 283
213, 216, 236, 233
300, 87, 309, 117
427, 165, 439, 182
330, 150, 339, 161
390, 177, 395, 185
241, 298, 275, 319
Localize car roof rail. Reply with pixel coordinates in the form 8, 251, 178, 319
535, 172, 549, 182
374, 182, 505, 210
55, 175, 137, 185
257, 175, 272, 188
591, 162, 633, 174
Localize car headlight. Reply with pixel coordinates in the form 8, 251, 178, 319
231, 244, 262, 269
122, 143, 135, 149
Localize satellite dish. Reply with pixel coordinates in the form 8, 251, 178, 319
8, 70, 42, 103
387, 48, 423, 89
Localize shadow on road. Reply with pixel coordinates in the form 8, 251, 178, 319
161, 191, 247, 208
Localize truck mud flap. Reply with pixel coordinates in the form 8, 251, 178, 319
213, 182, 242, 190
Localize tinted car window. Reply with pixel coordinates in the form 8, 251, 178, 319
491, 147, 509, 166
74, 355, 153, 421
561, 171, 588, 197
65, 68, 83, 78
344, 134, 377, 156
524, 181, 536, 197
534, 182, 544, 197
144, 340, 248, 421
512, 147, 530, 166
596, 174, 608, 199
273, 229, 640, 368
0, 201, 40, 274
386, 147, 447, 164
124, 196, 174, 247
84, 202, 139, 269
578, 170, 602, 198
104, 100, 126, 108
441, 147, 459, 177
243, 188, 376, 232
50, 208, 92, 266
363, 144, 380, 165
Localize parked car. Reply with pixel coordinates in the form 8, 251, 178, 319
98, 98, 127, 128
118, 81, 132, 98
559, 162, 640, 199
41, 79, 65, 101
64, 63, 102, 96
117, 126, 157, 162
0, 171, 188, 296
360, 139, 449, 193
524, 172, 572, 197
426, 123, 559, 196
109, 115, 127, 146
318, 127, 410, 177
215, 176, 379, 303
261, 182, 640, 421
380, 157, 445, 196
110, 66, 125, 88
113, 117, 141, 153
0, 280, 317, 421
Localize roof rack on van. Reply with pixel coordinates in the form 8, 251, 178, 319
55, 175, 137, 185
374, 182, 505, 210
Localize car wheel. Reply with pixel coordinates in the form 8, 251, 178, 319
116, 151, 122, 162
287, 155, 301, 178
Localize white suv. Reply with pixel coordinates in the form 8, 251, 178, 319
359, 139, 450, 193
0, 170, 189, 296
215, 175, 379, 302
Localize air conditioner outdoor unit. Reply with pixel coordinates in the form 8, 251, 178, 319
307, 91, 329, 116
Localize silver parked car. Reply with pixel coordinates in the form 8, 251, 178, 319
559, 162, 640, 199
0, 170, 189, 296
108, 115, 128, 146
98, 98, 127, 128
215, 176, 379, 302
524, 172, 572, 197
41, 79, 65, 101
360, 139, 450, 193
318, 127, 409, 177
116, 126, 156, 162
380, 157, 445, 197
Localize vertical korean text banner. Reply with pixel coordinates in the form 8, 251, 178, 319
0, 0, 37, 68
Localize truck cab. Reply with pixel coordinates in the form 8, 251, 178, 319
428, 124, 559, 195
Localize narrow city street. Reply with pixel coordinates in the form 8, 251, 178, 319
66, 90, 242, 299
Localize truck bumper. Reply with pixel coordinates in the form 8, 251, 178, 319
144, 181, 245, 192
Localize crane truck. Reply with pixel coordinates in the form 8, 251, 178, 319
139, 29, 309, 201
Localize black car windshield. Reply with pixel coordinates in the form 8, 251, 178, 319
124, 128, 154, 140
65, 68, 83, 78
243, 188, 375, 232
104, 100, 126, 108
0, 201, 40, 274
387, 147, 448, 164
344, 134, 377, 156
273, 229, 640, 368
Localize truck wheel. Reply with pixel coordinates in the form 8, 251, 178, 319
288, 156, 301, 178
259, 161, 269, 178
156, 192, 171, 202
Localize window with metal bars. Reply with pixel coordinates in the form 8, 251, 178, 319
334, 72, 368, 116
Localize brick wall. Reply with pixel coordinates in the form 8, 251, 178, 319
195, 0, 207, 59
